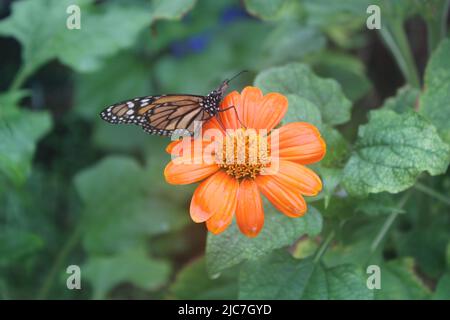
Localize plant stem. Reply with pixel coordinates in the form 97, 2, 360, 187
370, 192, 411, 255
414, 182, 450, 206
313, 230, 335, 264
425, 0, 450, 55
9, 65, 30, 91
36, 223, 83, 299
379, 21, 421, 88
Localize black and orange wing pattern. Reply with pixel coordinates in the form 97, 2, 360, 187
100, 95, 213, 136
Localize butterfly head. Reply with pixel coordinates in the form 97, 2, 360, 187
205, 71, 248, 115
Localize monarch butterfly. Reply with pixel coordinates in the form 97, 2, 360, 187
99, 71, 247, 136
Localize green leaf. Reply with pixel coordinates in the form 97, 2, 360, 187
420, 38, 450, 143
302, 0, 370, 49
149, 0, 197, 21
355, 193, 405, 216
394, 222, 450, 278
382, 86, 420, 114
82, 198, 188, 254
261, 23, 326, 67
0, 0, 153, 75
0, 90, 29, 109
244, 0, 292, 20
309, 51, 372, 101
74, 156, 147, 206
83, 247, 170, 299
0, 228, 44, 267
74, 156, 187, 254
342, 110, 450, 196
320, 126, 350, 168
239, 251, 373, 300
170, 257, 238, 300
303, 0, 370, 27
0, 107, 52, 185
74, 52, 153, 120
432, 273, 450, 300
254, 63, 352, 125
375, 258, 431, 300
283, 94, 322, 129
206, 206, 322, 275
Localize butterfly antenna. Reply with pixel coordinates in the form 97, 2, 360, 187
226, 70, 248, 84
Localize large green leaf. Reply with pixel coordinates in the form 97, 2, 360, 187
283, 94, 322, 129
74, 156, 187, 254
206, 206, 322, 275
342, 110, 450, 196
83, 247, 170, 299
239, 251, 373, 300
170, 257, 238, 300
420, 39, 450, 143
0, 106, 52, 185
254, 63, 352, 125
375, 258, 431, 300
382, 86, 420, 114
0, 0, 154, 75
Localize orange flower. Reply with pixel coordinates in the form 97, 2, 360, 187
164, 86, 326, 237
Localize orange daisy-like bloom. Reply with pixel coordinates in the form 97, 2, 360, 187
164, 86, 326, 237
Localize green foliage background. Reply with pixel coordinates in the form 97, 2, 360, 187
0, 0, 450, 300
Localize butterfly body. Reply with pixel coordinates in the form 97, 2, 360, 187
99, 81, 229, 136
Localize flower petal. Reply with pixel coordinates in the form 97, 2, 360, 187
269, 160, 322, 196
272, 122, 326, 164
217, 91, 243, 130
256, 175, 307, 217
166, 140, 180, 154
240, 86, 263, 129
236, 179, 264, 237
166, 138, 216, 160
164, 159, 219, 185
190, 171, 238, 227
247, 92, 288, 131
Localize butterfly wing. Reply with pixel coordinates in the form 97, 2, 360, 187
100, 95, 213, 136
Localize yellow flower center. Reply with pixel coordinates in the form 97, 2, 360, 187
216, 128, 271, 179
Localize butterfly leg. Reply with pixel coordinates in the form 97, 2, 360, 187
218, 105, 246, 128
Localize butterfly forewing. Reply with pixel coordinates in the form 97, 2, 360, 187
100, 94, 213, 136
